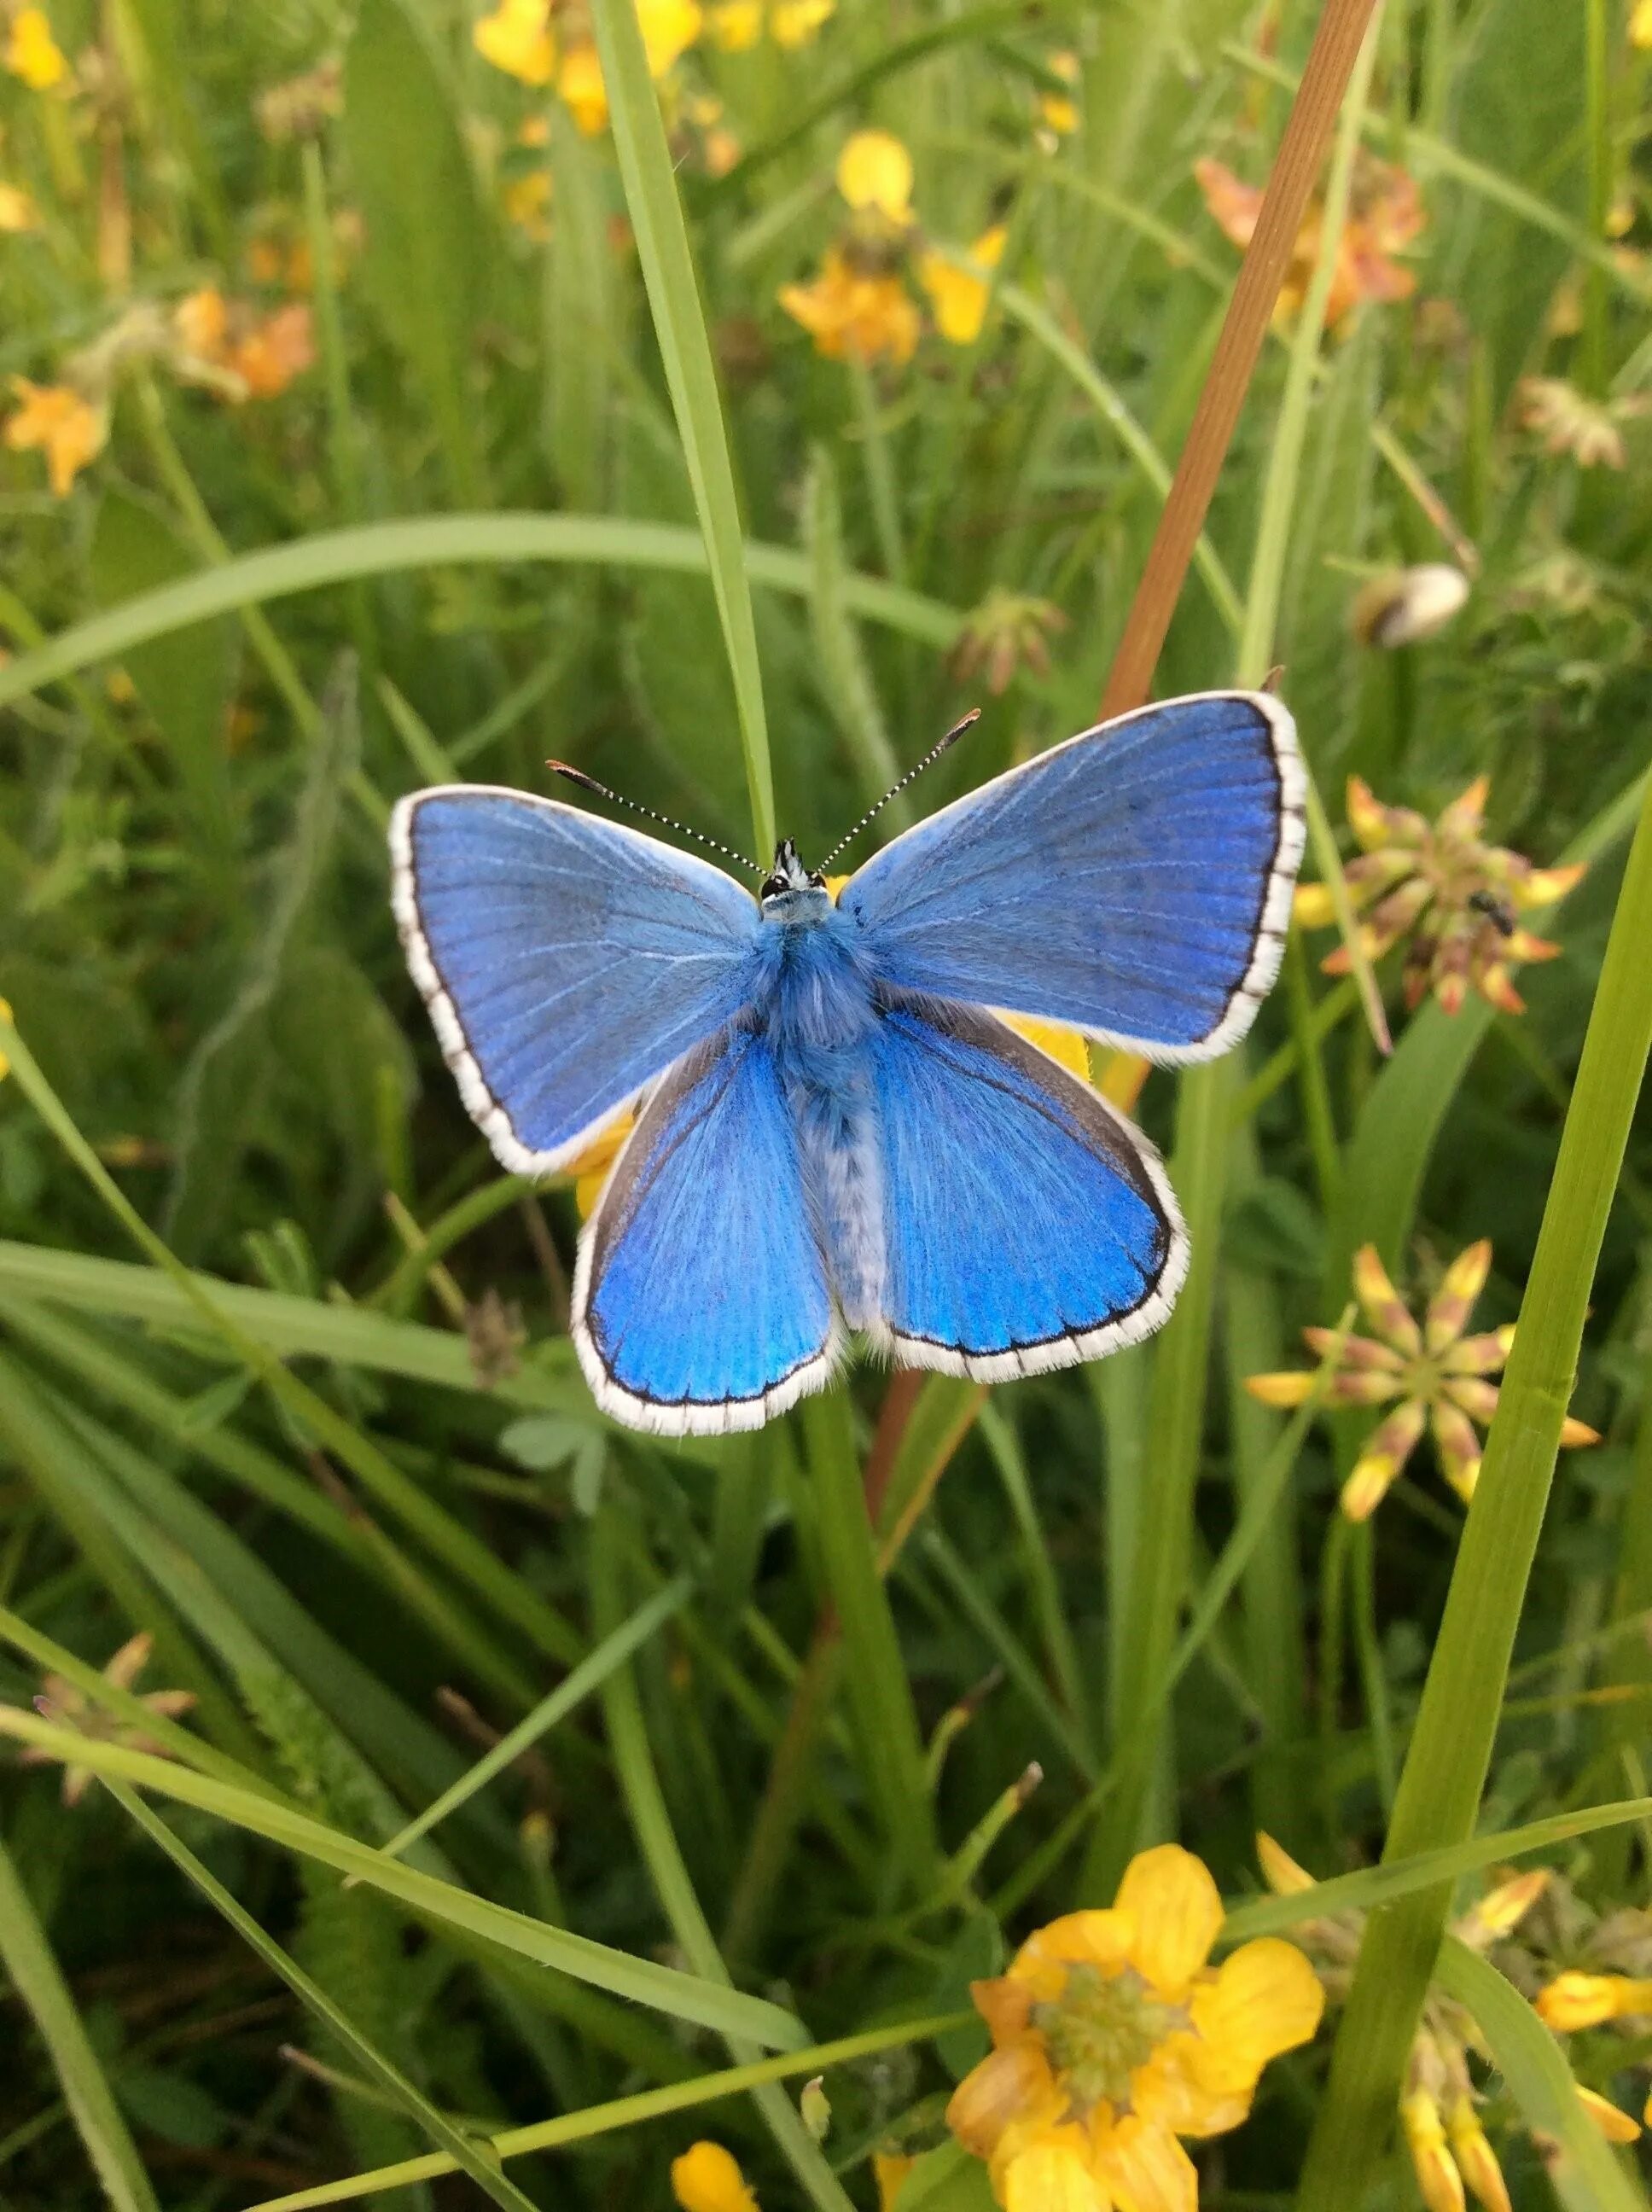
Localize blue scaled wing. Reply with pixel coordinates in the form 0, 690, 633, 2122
390, 786, 760, 1174
841, 691, 1305, 1061
573, 1024, 839, 1435
870, 999, 1188, 1379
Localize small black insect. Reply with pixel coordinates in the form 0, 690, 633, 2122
1467, 888, 1517, 938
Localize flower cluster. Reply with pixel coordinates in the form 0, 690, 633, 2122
3, 283, 314, 499
4, 4, 67, 89
1255, 1838, 1644, 2211
1195, 149, 1424, 329
1247, 1240, 1597, 1521
474, 0, 705, 134
1518, 376, 1649, 472
779, 131, 1004, 367
945, 1844, 1323, 2210
707, 0, 834, 51
1294, 775, 1585, 1017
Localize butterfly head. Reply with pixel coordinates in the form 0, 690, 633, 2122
759, 839, 827, 910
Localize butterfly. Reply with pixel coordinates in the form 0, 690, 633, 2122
389, 690, 1305, 1435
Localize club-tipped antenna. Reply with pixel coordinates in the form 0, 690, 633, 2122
818, 709, 981, 871
546, 761, 765, 879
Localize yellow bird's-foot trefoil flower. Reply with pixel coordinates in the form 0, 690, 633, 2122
946, 1843, 1323, 2210
3, 376, 107, 497
671, 2140, 758, 2212
1196, 149, 1423, 329
5, 4, 67, 88
1245, 1239, 1598, 1520
916, 225, 1006, 345
1294, 774, 1586, 1017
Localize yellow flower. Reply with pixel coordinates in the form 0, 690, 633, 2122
707, 0, 831, 48
0, 183, 37, 230
779, 245, 920, 366
474, 0, 556, 84
5, 5, 67, 88
1537, 1971, 1652, 2032
1294, 773, 1587, 1017
916, 225, 1006, 345
4, 377, 107, 497
1038, 51, 1079, 136
835, 130, 913, 224
15, 1631, 196, 1807
947, 1843, 1323, 2210
557, 41, 608, 133
1633, 0, 1652, 46
0, 996, 12, 1082
638, 0, 702, 76
771, 0, 832, 44
671, 2140, 759, 2212
1246, 1239, 1598, 1520
708, 0, 762, 47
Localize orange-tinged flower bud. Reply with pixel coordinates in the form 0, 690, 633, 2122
1424, 1239, 1492, 1351
1244, 1370, 1317, 1408
1512, 862, 1587, 909
1446, 2100, 1511, 2212
1576, 2086, 1641, 2144
1438, 776, 1491, 841
1441, 1331, 1509, 1377
1342, 1399, 1426, 1521
1353, 1243, 1423, 1355
1538, 1972, 1652, 2031
1402, 2091, 1467, 2212
1304, 1325, 1403, 1371
1462, 1869, 1548, 1942
1255, 1831, 1317, 1896
671, 2140, 759, 2212
1560, 1416, 1602, 1448
1430, 1399, 1484, 1504
1347, 775, 1404, 853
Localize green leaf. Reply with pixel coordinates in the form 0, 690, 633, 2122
588, 0, 774, 856
0, 516, 962, 714
0, 1833, 161, 2212
341, 0, 487, 502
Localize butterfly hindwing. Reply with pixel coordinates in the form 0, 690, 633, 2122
573, 1023, 839, 1435
391, 786, 759, 1173
870, 998, 1188, 1378
841, 691, 1304, 1061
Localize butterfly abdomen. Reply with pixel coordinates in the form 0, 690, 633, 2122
760, 911, 887, 1333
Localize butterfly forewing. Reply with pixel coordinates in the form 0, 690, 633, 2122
841, 691, 1304, 1062
390, 786, 759, 1175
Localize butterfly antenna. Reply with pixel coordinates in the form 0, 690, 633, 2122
818, 708, 981, 870
546, 762, 765, 879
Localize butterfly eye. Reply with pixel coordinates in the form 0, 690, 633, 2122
759, 874, 788, 901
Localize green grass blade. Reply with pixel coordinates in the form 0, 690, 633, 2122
590, 1511, 853, 2210
373, 1576, 692, 1865
997, 282, 1242, 636
236, 2012, 968, 2212
1223, 1792, 1652, 1941
1294, 762, 1652, 2206
106, 1784, 541, 2212
0, 516, 963, 715
0, 1708, 808, 2050
1434, 1940, 1647, 2212
590, 0, 773, 855
0, 1833, 161, 2212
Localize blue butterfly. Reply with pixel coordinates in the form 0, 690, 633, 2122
389, 690, 1305, 1435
